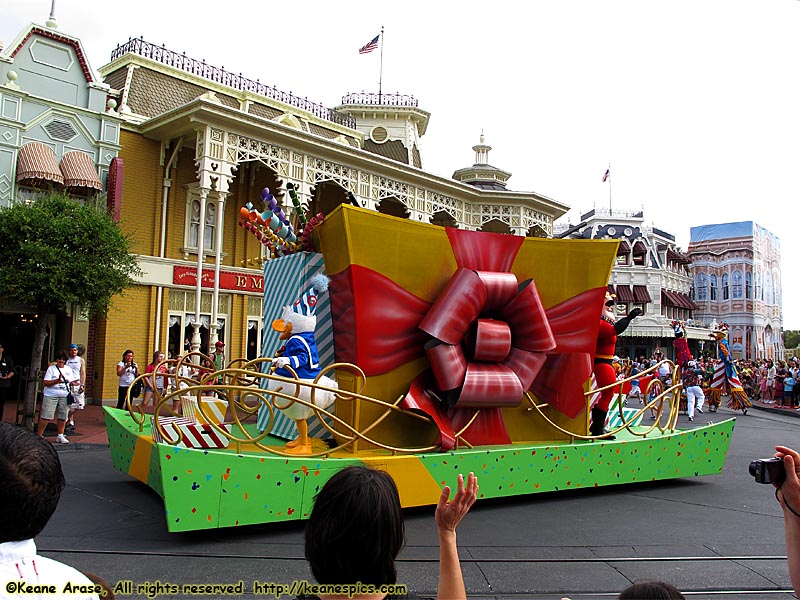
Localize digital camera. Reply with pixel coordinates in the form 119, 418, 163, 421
749, 457, 786, 485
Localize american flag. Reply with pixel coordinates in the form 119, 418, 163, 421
602, 167, 610, 182
359, 34, 380, 54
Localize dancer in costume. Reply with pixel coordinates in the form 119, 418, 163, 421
707, 323, 751, 414
672, 320, 693, 371
592, 292, 642, 438
269, 274, 337, 455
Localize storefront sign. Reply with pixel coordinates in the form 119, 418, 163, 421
173, 266, 263, 293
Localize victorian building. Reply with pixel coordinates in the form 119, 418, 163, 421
555, 208, 707, 361
687, 221, 783, 361
0, 15, 122, 404
1, 11, 571, 404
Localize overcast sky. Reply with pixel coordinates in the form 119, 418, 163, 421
3, 0, 799, 329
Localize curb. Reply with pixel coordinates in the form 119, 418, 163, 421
750, 401, 800, 419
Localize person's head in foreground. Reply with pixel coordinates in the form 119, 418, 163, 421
0, 422, 65, 542
619, 580, 685, 599
305, 465, 404, 586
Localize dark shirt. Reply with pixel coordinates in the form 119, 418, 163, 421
0, 354, 14, 388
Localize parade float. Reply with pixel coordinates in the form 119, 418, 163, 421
104, 203, 736, 533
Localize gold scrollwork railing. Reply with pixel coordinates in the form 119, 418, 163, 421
125, 355, 686, 455
524, 359, 684, 442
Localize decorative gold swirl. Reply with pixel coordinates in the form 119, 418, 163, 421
126, 354, 686, 454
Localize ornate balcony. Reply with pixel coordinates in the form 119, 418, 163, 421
341, 92, 419, 107
110, 38, 355, 128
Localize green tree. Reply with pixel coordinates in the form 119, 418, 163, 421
0, 193, 141, 429
785, 330, 800, 352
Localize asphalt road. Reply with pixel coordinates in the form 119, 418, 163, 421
37, 405, 800, 600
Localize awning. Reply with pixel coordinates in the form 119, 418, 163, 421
633, 285, 652, 303
616, 285, 635, 302
661, 290, 697, 310
16, 142, 64, 186
60, 151, 102, 191
677, 292, 699, 310
617, 240, 630, 254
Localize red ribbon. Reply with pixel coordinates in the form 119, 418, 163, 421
329, 229, 603, 449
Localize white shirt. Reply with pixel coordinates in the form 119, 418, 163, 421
117, 361, 137, 387
42, 364, 78, 398
65, 356, 85, 385
0, 539, 100, 599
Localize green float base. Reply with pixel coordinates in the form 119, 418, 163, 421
104, 407, 736, 533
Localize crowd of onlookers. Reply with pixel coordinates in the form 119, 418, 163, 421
617, 351, 800, 410
736, 357, 799, 408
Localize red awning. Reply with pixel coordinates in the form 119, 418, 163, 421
16, 142, 64, 185
60, 150, 102, 191
617, 240, 630, 254
633, 285, 652, 303
616, 285, 635, 302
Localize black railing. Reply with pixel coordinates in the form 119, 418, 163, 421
110, 37, 356, 128
341, 92, 419, 107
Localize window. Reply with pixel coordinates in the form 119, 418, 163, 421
732, 271, 743, 299
755, 271, 762, 301
184, 186, 220, 255
695, 274, 708, 301
745, 271, 752, 299
765, 271, 773, 305
722, 273, 729, 301
167, 291, 229, 357
710, 274, 717, 301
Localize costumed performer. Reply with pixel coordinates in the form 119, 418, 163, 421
592, 292, 642, 439
269, 273, 337, 455
672, 320, 693, 371
707, 322, 751, 414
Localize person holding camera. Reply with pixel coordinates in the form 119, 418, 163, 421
771, 446, 800, 595
115, 350, 138, 410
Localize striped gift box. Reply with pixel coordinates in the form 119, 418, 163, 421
150, 416, 231, 449
181, 396, 228, 425
256, 252, 334, 440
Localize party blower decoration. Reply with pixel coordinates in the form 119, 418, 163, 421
238, 187, 303, 256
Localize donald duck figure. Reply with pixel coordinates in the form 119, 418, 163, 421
269, 274, 338, 455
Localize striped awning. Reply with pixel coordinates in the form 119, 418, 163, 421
632, 285, 652, 303
615, 284, 635, 302
60, 151, 102, 191
16, 142, 64, 185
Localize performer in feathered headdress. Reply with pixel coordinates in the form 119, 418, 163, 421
707, 322, 751, 414
269, 274, 338, 454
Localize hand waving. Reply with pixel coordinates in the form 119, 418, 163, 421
435, 472, 478, 533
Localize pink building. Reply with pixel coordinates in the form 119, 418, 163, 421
687, 222, 783, 360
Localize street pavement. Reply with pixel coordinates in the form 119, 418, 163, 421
16, 402, 800, 599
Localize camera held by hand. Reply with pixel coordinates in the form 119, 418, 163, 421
749, 457, 786, 485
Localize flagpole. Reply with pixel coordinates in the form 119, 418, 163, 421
378, 25, 384, 103
608, 162, 612, 212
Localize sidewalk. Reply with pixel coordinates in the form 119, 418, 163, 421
1, 401, 110, 447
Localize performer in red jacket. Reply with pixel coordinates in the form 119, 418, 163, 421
592, 292, 642, 438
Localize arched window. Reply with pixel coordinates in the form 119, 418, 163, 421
732, 271, 743, 299
755, 271, 762, 301
710, 274, 718, 301
765, 271, 773, 305
722, 273, 729, 301
745, 271, 752, 299
696, 274, 708, 301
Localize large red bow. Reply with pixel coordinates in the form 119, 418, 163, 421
329, 228, 602, 450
